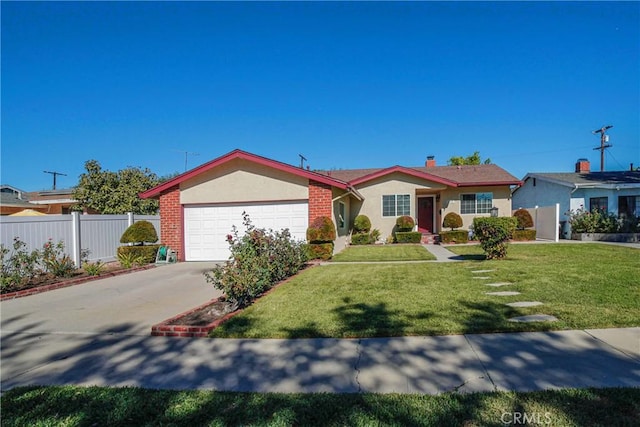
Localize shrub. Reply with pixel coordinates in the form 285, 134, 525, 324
350, 228, 381, 246
306, 242, 334, 260
350, 233, 373, 245
394, 231, 422, 243
205, 213, 308, 307
120, 221, 159, 245
40, 239, 76, 277
472, 217, 517, 260
442, 212, 463, 231
396, 216, 415, 232
117, 245, 160, 265
1, 238, 41, 291
439, 230, 468, 244
512, 229, 537, 241
306, 216, 336, 243
513, 209, 534, 230
117, 251, 146, 268
83, 261, 106, 276
353, 215, 371, 233
567, 208, 638, 233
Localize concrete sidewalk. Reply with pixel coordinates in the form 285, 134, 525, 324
2, 327, 638, 393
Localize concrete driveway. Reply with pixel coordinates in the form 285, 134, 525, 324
1, 262, 222, 336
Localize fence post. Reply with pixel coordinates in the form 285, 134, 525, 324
71, 212, 82, 267
127, 212, 134, 227
554, 203, 560, 242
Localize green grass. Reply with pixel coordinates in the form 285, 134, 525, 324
3, 385, 639, 426
211, 244, 639, 338
332, 244, 436, 262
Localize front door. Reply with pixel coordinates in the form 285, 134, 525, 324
417, 197, 435, 233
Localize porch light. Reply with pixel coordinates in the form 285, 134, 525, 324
490, 207, 499, 217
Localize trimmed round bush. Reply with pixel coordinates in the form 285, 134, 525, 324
396, 216, 415, 232
443, 212, 463, 230
513, 209, 534, 230
120, 220, 158, 245
306, 216, 336, 243
353, 215, 371, 233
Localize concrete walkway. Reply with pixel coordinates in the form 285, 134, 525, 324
422, 244, 463, 262
1, 326, 638, 393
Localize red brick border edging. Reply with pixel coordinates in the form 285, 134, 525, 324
150, 262, 321, 338
0, 264, 156, 301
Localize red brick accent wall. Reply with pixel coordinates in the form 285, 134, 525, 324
308, 180, 333, 224
159, 186, 184, 261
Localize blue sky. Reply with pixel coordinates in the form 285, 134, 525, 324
2, 1, 639, 191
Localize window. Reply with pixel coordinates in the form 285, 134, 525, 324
589, 197, 608, 213
382, 194, 410, 217
619, 196, 640, 217
338, 202, 346, 229
460, 192, 493, 214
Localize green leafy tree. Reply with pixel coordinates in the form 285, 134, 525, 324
447, 151, 492, 166
73, 160, 160, 214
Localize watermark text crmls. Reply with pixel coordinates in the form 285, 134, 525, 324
501, 411, 552, 425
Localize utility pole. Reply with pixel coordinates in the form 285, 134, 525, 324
43, 171, 67, 190
592, 125, 613, 172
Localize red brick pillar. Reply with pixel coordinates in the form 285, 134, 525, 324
308, 180, 333, 224
159, 186, 184, 261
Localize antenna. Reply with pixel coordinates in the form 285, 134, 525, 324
43, 170, 67, 190
174, 150, 200, 172
298, 154, 307, 169
592, 125, 613, 172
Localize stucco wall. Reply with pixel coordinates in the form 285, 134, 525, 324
354, 173, 446, 238
179, 158, 308, 204
512, 177, 573, 222
440, 186, 513, 230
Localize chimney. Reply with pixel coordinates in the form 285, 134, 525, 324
425, 155, 436, 168
575, 158, 590, 173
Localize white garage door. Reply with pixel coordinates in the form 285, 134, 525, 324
184, 201, 308, 261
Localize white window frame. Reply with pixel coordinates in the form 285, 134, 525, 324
460, 192, 493, 214
382, 194, 411, 217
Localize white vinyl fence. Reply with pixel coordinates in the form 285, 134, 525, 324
514, 204, 560, 242
0, 213, 160, 266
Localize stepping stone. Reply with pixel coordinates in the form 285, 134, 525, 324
506, 301, 543, 307
485, 282, 513, 287
485, 291, 521, 296
473, 277, 490, 280
508, 314, 558, 323
471, 269, 495, 273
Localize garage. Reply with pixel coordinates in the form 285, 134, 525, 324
184, 201, 309, 261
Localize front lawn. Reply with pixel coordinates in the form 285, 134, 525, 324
3, 386, 639, 427
332, 244, 435, 262
211, 244, 639, 338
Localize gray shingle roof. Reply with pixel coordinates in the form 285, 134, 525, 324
530, 171, 640, 186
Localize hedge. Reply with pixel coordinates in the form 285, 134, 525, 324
512, 229, 537, 241
306, 243, 334, 260
307, 216, 336, 243
394, 232, 422, 243
439, 230, 468, 244
351, 233, 374, 245
116, 245, 161, 264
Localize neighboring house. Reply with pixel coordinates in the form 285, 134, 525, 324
512, 159, 640, 238
141, 149, 521, 261
0, 185, 48, 215
24, 188, 79, 214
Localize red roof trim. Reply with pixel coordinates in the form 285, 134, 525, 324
140, 149, 349, 199
349, 166, 459, 187
457, 180, 523, 187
